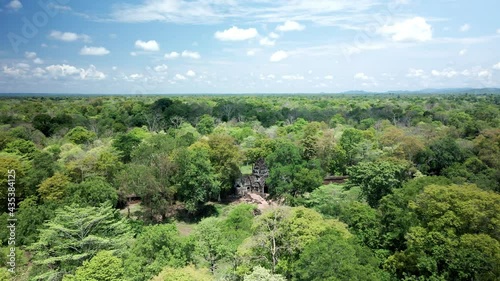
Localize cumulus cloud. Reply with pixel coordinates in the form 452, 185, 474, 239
324, 75, 333, 80
24, 52, 36, 59
406, 68, 425, 78
164, 51, 180, 59
214, 26, 259, 41
431, 68, 458, 78
181, 50, 200, 59
378, 17, 432, 42
259, 37, 275, 46
186, 70, 196, 77
246, 49, 257, 56
459, 49, 467, 56
276, 20, 305, 32
270, 50, 288, 62
478, 70, 491, 78
354, 72, 373, 80
135, 40, 160, 51
6, 0, 22, 11
3, 63, 29, 77
154, 64, 168, 72
493, 62, 500, 70
175, 74, 187, 80
45, 64, 105, 80
33, 58, 44, 64
269, 32, 280, 39
460, 24, 471, 32
49, 30, 91, 42
80, 46, 110, 56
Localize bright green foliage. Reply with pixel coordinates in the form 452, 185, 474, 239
241, 206, 349, 277
3, 139, 38, 158
124, 224, 191, 281
194, 217, 228, 273
29, 204, 131, 280
378, 176, 453, 251
295, 230, 389, 281
266, 142, 324, 197
175, 143, 220, 213
0, 152, 30, 209
63, 251, 124, 281
207, 134, 243, 197
37, 172, 71, 202
65, 126, 97, 144
386, 184, 500, 280
347, 160, 411, 208
244, 266, 286, 281
340, 128, 364, 166
151, 265, 213, 281
66, 176, 118, 207
338, 201, 380, 249
197, 114, 216, 135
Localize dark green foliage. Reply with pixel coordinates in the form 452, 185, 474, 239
347, 160, 411, 208
66, 176, 118, 207
113, 133, 142, 163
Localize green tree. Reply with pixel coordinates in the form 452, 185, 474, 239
197, 114, 216, 135
194, 217, 228, 273
112, 133, 142, 163
151, 265, 213, 281
29, 204, 131, 280
347, 160, 411, 208
63, 251, 124, 281
37, 172, 71, 202
65, 126, 97, 144
244, 266, 286, 281
66, 176, 118, 207
124, 224, 191, 281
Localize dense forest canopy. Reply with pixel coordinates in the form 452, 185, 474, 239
0, 93, 499, 281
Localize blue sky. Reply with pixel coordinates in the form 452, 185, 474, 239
0, 0, 499, 94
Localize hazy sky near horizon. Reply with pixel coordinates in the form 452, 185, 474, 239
0, 0, 499, 94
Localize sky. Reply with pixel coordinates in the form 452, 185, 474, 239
0, 0, 499, 94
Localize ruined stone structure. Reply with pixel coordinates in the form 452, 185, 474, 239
235, 158, 269, 196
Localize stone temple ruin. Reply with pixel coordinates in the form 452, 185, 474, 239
234, 158, 269, 196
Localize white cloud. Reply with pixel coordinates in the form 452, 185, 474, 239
324, 75, 333, 80
33, 58, 44, 64
354, 72, 370, 80
276, 20, 305, 32
112, 66, 118, 71
378, 17, 432, 42
80, 46, 110, 56
269, 32, 280, 39
41, 43, 48, 48
460, 24, 471, 32
270, 50, 288, 62
154, 64, 168, 72
478, 70, 491, 78
24, 52, 36, 59
135, 40, 160, 51
128, 73, 143, 80
79, 65, 106, 80
215, 26, 259, 41
493, 62, 500, 70
259, 37, 275, 46
130, 52, 137, 56
175, 74, 186, 80
3, 64, 29, 77
44, 64, 105, 80
181, 50, 200, 59
497, 29, 500, 34
6, 0, 22, 11
32, 67, 46, 77
282, 74, 304, 80
246, 49, 257, 56
49, 30, 91, 42
164, 51, 179, 59
406, 68, 425, 78
459, 49, 467, 56
186, 70, 196, 77
45, 64, 81, 77
431, 68, 458, 78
